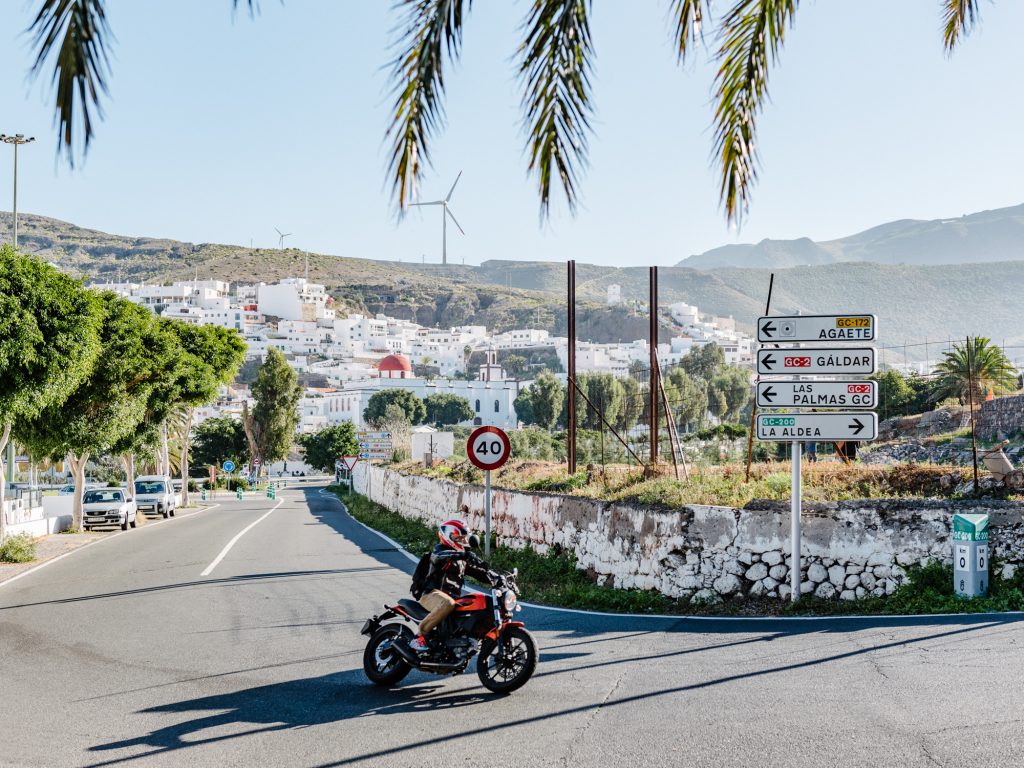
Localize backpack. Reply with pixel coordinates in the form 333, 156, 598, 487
410, 552, 432, 599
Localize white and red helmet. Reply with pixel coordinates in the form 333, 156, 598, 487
438, 519, 469, 551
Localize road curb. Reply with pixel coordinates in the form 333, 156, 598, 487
318, 488, 1024, 627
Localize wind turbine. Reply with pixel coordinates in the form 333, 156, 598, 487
275, 227, 292, 249
410, 171, 465, 265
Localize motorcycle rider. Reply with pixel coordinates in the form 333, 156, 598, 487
409, 519, 492, 653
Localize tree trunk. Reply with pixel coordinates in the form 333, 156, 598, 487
121, 454, 137, 497
0, 422, 11, 543
67, 451, 90, 531
242, 401, 260, 469
180, 408, 194, 506
161, 424, 170, 477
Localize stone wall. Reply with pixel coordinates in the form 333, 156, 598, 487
353, 464, 1024, 602
978, 394, 1024, 439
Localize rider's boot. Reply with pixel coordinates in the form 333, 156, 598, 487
408, 634, 429, 653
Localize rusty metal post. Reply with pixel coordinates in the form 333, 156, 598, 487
649, 266, 659, 469
567, 260, 577, 474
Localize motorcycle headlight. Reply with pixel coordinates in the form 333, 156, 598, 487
502, 590, 517, 612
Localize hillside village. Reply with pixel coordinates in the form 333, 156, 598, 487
92, 276, 755, 434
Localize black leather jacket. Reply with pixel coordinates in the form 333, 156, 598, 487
425, 543, 490, 598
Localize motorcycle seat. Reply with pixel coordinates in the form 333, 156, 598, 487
397, 598, 430, 621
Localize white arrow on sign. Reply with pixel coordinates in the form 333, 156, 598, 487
757, 347, 875, 376
756, 412, 878, 441
758, 314, 876, 343
756, 380, 877, 409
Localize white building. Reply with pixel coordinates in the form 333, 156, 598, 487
607, 284, 622, 306
257, 278, 335, 322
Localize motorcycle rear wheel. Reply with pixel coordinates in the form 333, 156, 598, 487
363, 624, 412, 687
477, 626, 538, 694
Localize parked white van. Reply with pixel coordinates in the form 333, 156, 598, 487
134, 475, 176, 518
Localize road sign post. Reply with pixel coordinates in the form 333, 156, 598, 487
466, 426, 512, 558
755, 311, 879, 604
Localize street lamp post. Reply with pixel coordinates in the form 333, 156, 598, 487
1, 133, 35, 484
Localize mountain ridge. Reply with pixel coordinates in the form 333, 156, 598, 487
677, 202, 1024, 269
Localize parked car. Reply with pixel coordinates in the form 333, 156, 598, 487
82, 488, 137, 531
134, 475, 176, 518
58, 483, 101, 496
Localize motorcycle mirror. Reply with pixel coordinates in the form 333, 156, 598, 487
512, 567, 518, 578
467, 533, 481, 550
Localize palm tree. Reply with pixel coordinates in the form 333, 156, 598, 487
932, 337, 1019, 405
26, 1, 988, 223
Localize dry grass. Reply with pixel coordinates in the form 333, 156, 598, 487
395, 458, 971, 508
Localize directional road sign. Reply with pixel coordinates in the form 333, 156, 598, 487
757, 314, 876, 343
756, 412, 878, 441
756, 380, 877, 409
757, 347, 875, 376
222, 460, 235, 473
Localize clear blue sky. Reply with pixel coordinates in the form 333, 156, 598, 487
2, 0, 1022, 267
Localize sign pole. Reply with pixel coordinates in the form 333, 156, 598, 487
484, 469, 492, 559
791, 440, 802, 604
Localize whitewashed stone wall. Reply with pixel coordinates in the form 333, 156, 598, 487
353, 464, 1024, 602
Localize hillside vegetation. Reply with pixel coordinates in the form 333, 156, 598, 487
3, 211, 1021, 352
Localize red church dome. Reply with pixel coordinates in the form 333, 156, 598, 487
378, 354, 413, 376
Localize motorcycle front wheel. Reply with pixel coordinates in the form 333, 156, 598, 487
477, 626, 538, 694
363, 624, 412, 687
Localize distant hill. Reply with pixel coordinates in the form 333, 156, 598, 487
678, 202, 1024, 269
3, 211, 1023, 359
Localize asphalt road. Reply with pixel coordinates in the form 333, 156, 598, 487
2, 482, 1023, 768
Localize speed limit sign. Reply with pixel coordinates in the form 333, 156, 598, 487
467, 426, 511, 471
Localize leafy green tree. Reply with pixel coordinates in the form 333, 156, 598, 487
244, 348, 302, 467
28, 2, 990, 224
364, 389, 426, 426
508, 427, 555, 461
575, 373, 624, 431
502, 354, 528, 379
932, 337, 1018, 404
424, 393, 474, 426
513, 388, 535, 426
680, 343, 725, 383
16, 293, 171, 529
665, 368, 708, 432
109, 318, 185, 492
191, 416, 249, 470
298, 423, 359, 473
529, 370, 565, 431
0, 246, 102, 540
873, 369, 915, 420
166, 323, 246, 503
615, 376, 643, 434
709, 366, 750, 422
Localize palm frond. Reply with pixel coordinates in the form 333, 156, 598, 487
712, 0, 798, 225
28, 0, 113, 165
942, 0, 981, 52
669, 0, 711, 62
385, 0, 471, 211
517, 0, 595, 218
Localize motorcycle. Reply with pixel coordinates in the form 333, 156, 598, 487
361, 568, 538, 694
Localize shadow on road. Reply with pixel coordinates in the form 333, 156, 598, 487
0, 566, 391, 612
81, 617, 1020, 768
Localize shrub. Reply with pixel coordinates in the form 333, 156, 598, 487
0, 533, 37, 563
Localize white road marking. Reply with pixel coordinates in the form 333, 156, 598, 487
200, 499, 284, 577
0, 504, 220, 591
